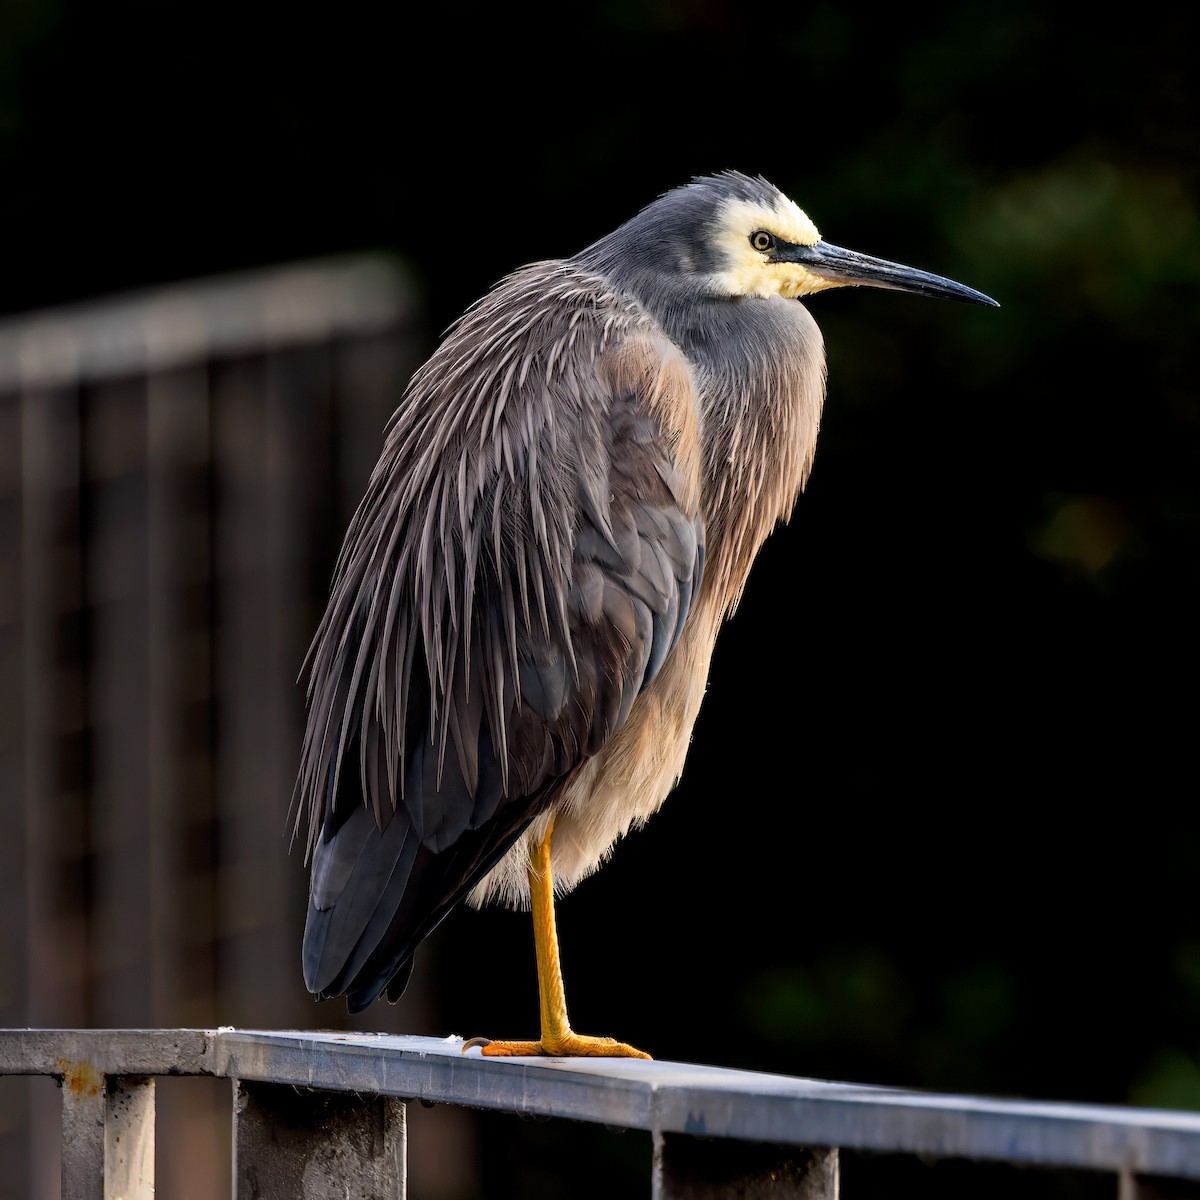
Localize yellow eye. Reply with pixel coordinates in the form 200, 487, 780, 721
750, 230, 776, 253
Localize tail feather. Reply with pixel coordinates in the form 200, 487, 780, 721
303, 799, 421, 997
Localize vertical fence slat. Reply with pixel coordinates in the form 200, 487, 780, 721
59, 1064, 105, 1200
89, 378, 154, 1028
22, 382, 90, 1200
653, 1134, 838, 1200
147, 365, 210, 1021
213, 354, 303, 1027
264, 344, 333, 1025
105, 1077, 155, 1199
0, 391, 30, 1200
17, 387, 42, 1195
18, 386, 52, 1034
232, 1079, 407, 1199
1120, 1170, 1200, 1200
145, 362, 226, 1200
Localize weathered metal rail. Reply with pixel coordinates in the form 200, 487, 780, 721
3, 1028, 1200, 1198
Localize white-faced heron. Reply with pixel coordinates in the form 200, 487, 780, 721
295, 171, 997, 1057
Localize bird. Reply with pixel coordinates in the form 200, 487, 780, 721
293, 171, 996, 1058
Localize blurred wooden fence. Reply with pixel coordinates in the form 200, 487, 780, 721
0, 256, 427, 1198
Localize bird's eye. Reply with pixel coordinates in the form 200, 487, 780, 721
750, 230, 776, 253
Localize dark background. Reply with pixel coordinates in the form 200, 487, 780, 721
1, 1, 1198, 1197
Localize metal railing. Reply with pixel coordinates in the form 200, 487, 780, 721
0, 256, 431, 1197
3, 1028, 1200, 1198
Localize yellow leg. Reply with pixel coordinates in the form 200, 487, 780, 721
466, 817, 650, 1059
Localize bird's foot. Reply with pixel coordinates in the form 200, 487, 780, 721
461, 1032, 651, 1059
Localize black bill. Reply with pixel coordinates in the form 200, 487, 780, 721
785, 240, 999, 306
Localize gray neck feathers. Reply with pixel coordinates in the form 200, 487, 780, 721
575, 235, 828, 612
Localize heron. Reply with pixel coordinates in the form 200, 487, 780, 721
295, 171, 996, 1058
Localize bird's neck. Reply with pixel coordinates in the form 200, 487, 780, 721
662, 295, 828, 613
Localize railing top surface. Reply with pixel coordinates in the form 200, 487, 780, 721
4, 1027, 1200, 1179
0, 253, 415, 388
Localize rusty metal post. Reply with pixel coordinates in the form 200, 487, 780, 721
653, 1133, 838, 1200
59, 1061, 105, 1200
232, 1079, 406, 1199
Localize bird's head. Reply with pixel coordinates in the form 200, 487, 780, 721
575, 171, 998, 308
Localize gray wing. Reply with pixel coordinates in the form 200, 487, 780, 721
293, 262, 705, 1011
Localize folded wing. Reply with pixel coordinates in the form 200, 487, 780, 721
294, 262, 705, 1011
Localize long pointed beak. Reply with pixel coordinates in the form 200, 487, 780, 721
788, 241, 999, 307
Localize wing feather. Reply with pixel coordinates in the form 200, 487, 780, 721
295, 261, 705, 1007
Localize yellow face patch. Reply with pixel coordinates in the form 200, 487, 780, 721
709, 194, 836, 299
